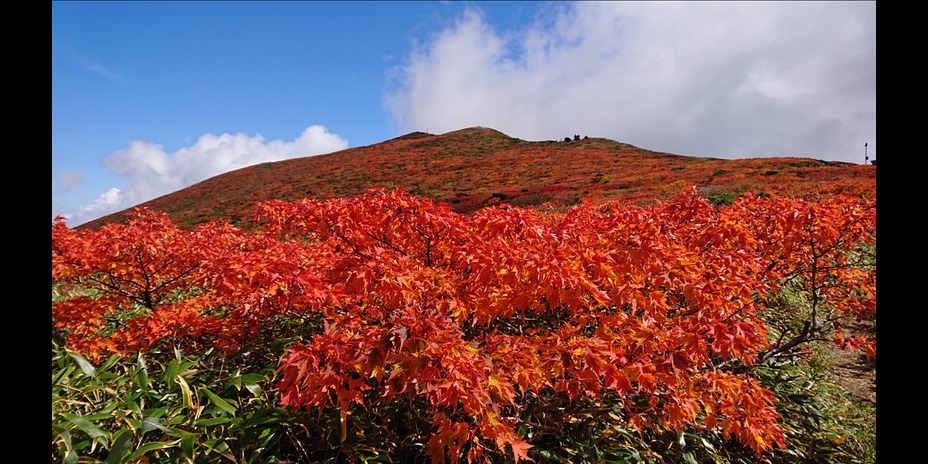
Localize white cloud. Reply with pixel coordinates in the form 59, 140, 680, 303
54, 171, 82, 193
62, 125, 348, 226
63, 188, 124, 223
64, 49, 124, 82
385, 1, 876, 163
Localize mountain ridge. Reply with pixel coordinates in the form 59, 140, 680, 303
76, 126, 875, 230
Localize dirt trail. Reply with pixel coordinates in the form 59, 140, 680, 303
828, 319, 876, 404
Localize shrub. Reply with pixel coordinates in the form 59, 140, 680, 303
51, 343, 299, 463
52, 189, 875, 463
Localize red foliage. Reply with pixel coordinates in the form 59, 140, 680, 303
52, 187, 875, 461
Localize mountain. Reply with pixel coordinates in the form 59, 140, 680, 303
76, 126, 876, 230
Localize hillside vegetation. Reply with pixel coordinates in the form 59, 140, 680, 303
78, 127, 875, 230
54, 127, 877, 463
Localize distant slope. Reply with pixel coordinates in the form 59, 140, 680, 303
77, 126, 876, 230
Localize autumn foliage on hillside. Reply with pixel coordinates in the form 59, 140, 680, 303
52, 188, 875, 462
78, 127, 876, 231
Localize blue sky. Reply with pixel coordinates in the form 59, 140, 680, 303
52, 1, 876, 226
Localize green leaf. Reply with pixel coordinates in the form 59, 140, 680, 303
202, 439, 231, 454
166, 414, 190, 426
83, 412, 116, 422
63, 413, 107, 439
175, 375, 194, 409
164, 359, 182, 384
98, 354, 122, 373
239, 373, 265, 396
105, 429, 134, 464
124, 398, 142, 416
124, 418, 143, 430
53, 426, 73, 449
200, 388, 237, 415
135, 352, 149, 390
244, 382, 264, 397
145, 406, 171, 420
126, 441, 177, 461
195, 417, 234, 427
68, 352, 96, 376
202, 439, 235, 460
63, 449, 78, 464
239, 373, 266, 384
682, 452, 698, 464
52, 364, 75, 386
159, 425, 199, 440
142, 416, 165, 433
181, 431, 198, 459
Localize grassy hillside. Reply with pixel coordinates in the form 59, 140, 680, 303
77, 126, 875, 230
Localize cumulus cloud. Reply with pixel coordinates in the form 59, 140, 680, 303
65, 188, 124, 224
385, 2, 876, 163
62, 125, 348, 226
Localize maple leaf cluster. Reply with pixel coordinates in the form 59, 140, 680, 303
51, 187, 875, 462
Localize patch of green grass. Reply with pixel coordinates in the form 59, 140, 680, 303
706, 192, 740, 206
